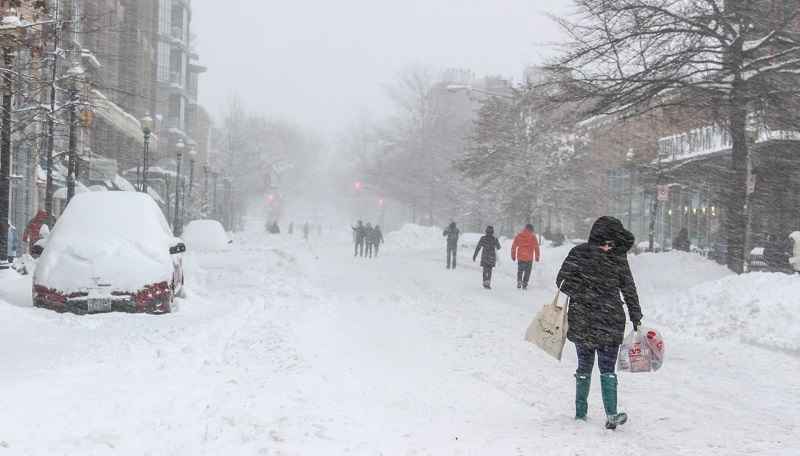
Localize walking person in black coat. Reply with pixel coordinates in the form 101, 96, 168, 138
443, 221, 460, 269
473, 225, 501, 289
556, 216, 643, 430
373, 225, 384, 257
352, 221, 366, 257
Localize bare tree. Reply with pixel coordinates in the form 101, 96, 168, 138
551, 0, 800, 272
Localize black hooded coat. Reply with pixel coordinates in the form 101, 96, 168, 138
556, 217, 642, 347
473, 227, 501, 268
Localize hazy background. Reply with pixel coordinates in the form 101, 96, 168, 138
193, 0, 572, 132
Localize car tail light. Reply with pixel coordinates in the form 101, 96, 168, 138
134, 281, 171, 312
33, 285, 67, 309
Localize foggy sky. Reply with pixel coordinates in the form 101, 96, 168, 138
193, 0, 573, 133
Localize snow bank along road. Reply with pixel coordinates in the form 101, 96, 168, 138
1, 222, 798, 455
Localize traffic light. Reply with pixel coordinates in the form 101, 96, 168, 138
378, 198, 384, 207
267, 194, 275, 204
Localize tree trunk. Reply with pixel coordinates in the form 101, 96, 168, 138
725, 97, 748, 274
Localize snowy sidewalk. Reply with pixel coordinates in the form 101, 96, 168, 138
0, 225, 797, 455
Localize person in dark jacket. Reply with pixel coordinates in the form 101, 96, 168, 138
673, 227, 690, 252
473, 225, 501, 289
373, 225, 384, 257
352, 221, 366, 257
556, 216, 643, 430
303, 222, 310, 241
443, 222, 460, 269
364, 223, 376, 258
763, 233, 791, 273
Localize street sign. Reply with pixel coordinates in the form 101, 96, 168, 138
657, 184, 670, 202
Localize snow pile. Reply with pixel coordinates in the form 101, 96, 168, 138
649, 272, 800, 352
0, 269, 32, 308
630, 251, 731, 295
384, 224, 445, 252
182, 220, 230, 252
34, 192, 176, 291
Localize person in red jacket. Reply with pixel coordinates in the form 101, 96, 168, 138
22, 209, 49, 252
511, 224, 541, 290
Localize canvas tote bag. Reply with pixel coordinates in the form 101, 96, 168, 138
525, 283, 570, 360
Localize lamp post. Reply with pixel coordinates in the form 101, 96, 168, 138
202, 162, 209, 217
140, 114, 153, 193
626, 148, 635, 229
211, 170, 219, 219
65, 62, 84, 204
183, 144, 196, 223
173, 139, 184, 236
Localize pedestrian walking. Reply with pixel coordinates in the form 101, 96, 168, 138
373, 225, 384, 257
673, 227, 690, 252
443, 222, 460, 269
556, 216, 642, 430
352, 221, 366, 257
473, 225, 501, 289
23, 209, 49, 253
288, 222, 294, 235
364, 223, 375, 258
303, 222, 310, 241
511, 223, 541, 290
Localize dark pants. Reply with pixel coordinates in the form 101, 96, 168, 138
446, 244, 457, 268
354, 240, 364, 257
374, 243, 380, 257
482, 266, 493, 284
366, 242, 374, 258
517, 261, 532, 287
576, 344, 619, 375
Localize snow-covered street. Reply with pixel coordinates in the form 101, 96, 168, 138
1, 220, 797, 455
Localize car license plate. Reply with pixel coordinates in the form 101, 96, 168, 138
88, 298, 112, 313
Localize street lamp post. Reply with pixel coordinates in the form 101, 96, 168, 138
202, 163, 209, 216
65, 62, 84, 204
626, 149, 635, 229
140, 114, 153, 193
184, 145, 197, 223
173, 140, 184, 236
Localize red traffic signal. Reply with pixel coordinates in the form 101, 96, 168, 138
354, 181, 363, 191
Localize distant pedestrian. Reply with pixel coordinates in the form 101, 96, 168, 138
303, 222, 310, 241
556, 216, 642, 430
511, 224, 541, 290
473, 225, 501, 289
763, 233, 791, 273
673, 228, 690, 252
364, 223, 375, 258
23, 209, 49, 252
288, 222, 294, 235
373, 225, 384, 257
443, 221, 460, 269
352, 220, 366, 257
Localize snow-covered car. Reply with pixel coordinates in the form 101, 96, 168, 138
181, 219, 231, 252
32, 192, 186, 314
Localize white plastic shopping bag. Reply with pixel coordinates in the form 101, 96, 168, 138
618, 327, 665, 373
525, 284, 569, 361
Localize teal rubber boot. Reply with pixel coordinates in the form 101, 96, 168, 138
575, 374, 591, 420
600, 373, 628, 430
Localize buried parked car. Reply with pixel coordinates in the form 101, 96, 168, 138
32, 192, 186, 314
181, 219, 231, 252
